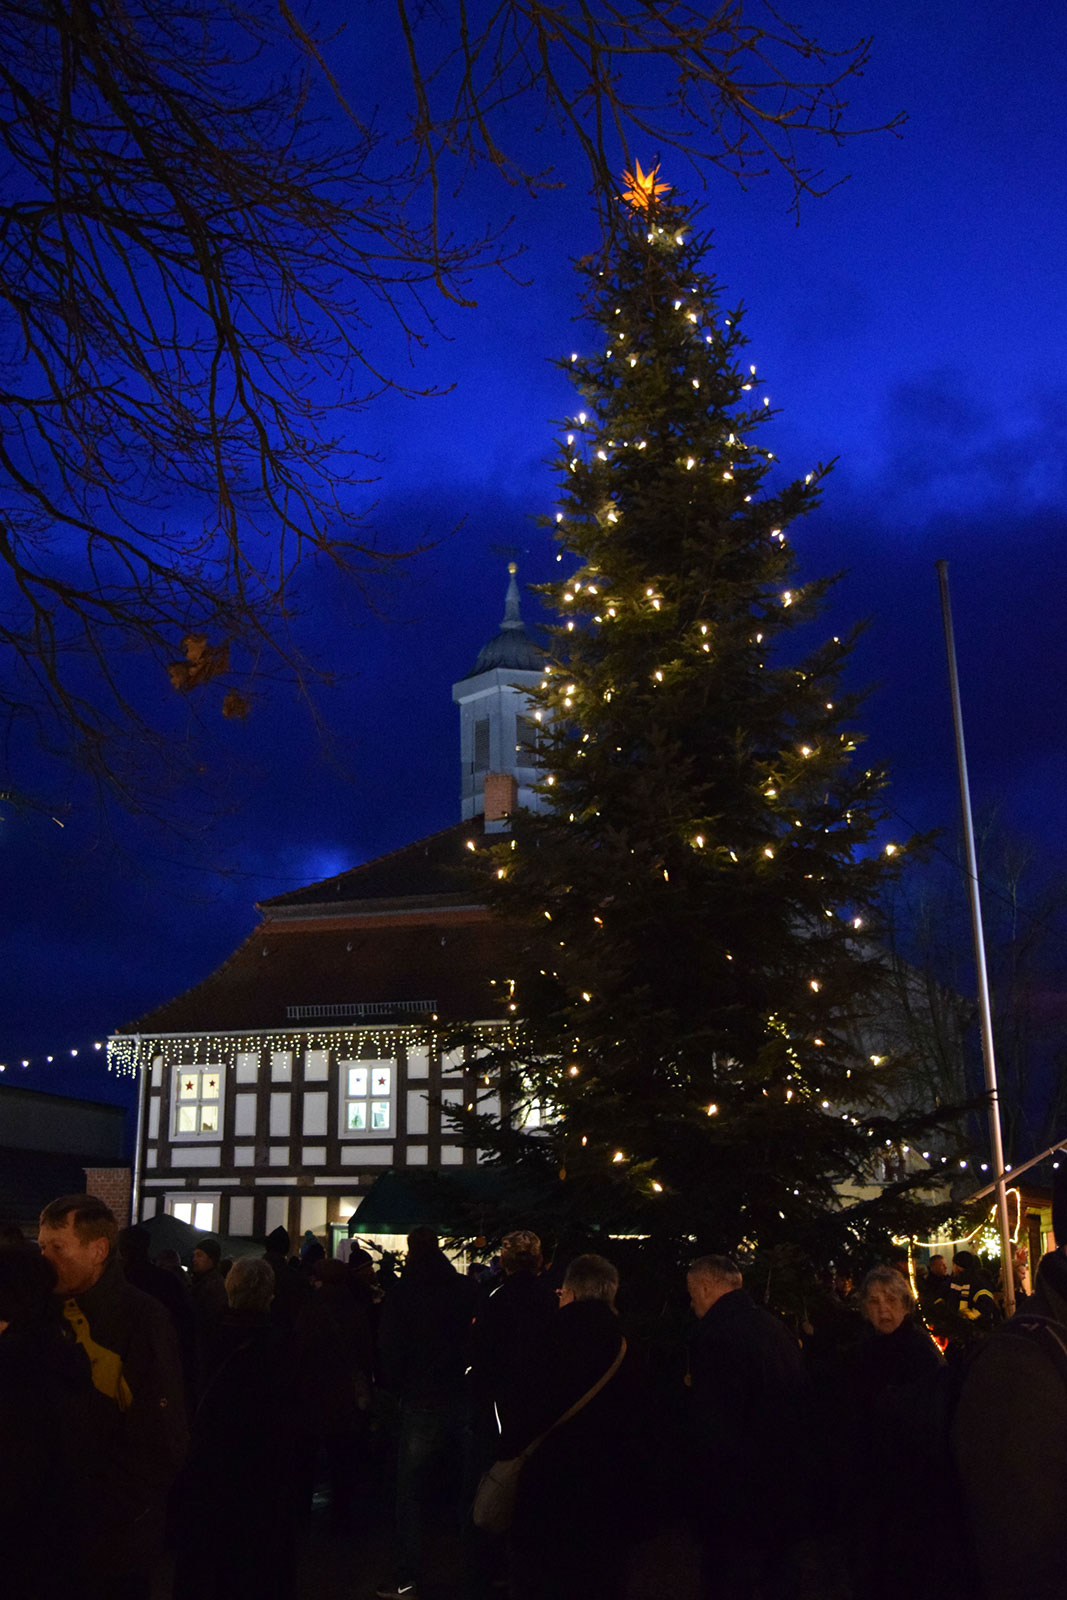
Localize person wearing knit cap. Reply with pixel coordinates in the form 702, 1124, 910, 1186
189, 1236, 228, 1378
952, 1167, 1067, 1600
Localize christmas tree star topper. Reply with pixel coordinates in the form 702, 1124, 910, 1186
620, 159, 669, 213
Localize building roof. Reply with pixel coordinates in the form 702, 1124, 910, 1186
467, 564, 544, 677
119, 822, 526, 1036
0, 1145, 94, 1228
259, 822, 484, 913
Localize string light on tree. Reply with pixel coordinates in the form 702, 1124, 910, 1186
465, 163, 956, 1262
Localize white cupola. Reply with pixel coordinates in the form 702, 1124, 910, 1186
452, 563, 547, 825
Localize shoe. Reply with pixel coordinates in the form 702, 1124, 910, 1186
375, 1583, 418, 1598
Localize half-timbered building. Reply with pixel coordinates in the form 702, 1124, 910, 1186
110, 567, 544, 1248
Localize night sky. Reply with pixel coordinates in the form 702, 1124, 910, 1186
3, 2, 1066, 1129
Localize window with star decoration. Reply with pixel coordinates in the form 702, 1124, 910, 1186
174, 1066, 224, 1136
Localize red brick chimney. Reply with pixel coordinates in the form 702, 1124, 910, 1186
483, 771, 518, 831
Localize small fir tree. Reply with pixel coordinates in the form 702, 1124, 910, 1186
464, 168, 959, 1266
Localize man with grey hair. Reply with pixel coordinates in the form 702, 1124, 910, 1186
560, 1252, 619, 1307
508, 1252, 650, 1598
686, 1254, 809, 1599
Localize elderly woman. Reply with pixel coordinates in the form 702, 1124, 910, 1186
173, 1256, 305, 1600
840, 1266, 950, 1600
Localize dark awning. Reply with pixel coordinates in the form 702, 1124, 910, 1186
349, 1166, 530, 1238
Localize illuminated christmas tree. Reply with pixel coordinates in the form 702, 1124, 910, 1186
466, 169, 957, 1266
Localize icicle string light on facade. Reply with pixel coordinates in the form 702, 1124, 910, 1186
106, 1021, 519, 1080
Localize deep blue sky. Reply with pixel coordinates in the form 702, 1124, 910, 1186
3, 1, 1066, 1123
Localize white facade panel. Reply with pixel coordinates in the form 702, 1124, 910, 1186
407, 1146, 429, 1165
236, 1051, 259, 1083
271, 1050, 293, 1083
171, 1146, 221, 1168
302, 1091, 328, 1137
151, 1056, 163, 1088
234, 1145, 255, 1167
300, 1197, 328, 1233
147, 1097, 160, 1140
302, 1146, 326, 1165
406, 1047, 430, 1080
145, 1146, 157, 1168
268, 1145, 290, 1167
228, 1196, 254, 1236
305, 1050, 329, 1081
406, 1091, 429, 1136
269, 1093, 291, 1137
265, 1196, 289, 1235
441, 1145, 465, 1165
234, 1094, 257, 1137
340, 1145, 393, 1166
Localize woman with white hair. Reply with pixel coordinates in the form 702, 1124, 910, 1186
173, 1253, 305, 1600
840, 1265, 950, 1600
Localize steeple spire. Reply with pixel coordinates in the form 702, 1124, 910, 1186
452, 558, 547, 824
465, 561, 543, 677
501, 561, 522, 628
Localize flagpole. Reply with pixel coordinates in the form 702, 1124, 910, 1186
936, 561, 1015, 1316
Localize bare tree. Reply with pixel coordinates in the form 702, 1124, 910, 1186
880, 818, 1067, 1162
0, 0, 900, 818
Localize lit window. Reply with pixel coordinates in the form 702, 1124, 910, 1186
166, 1194, 218, 1232
341, 1060, 393, 1137
173, 1067, 224, 1137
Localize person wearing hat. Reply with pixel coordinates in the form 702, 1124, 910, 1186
189, 1235, 228, 1378
952, 1167, 1067, 1599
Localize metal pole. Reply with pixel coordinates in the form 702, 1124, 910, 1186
970, 1135, 1067, 1201
936, 561, 1015, 1316
129, 1033, 147, 1226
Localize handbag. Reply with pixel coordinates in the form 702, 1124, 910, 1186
472, 1335, 627, 1534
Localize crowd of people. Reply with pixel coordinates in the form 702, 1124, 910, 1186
1, 1194, 1066, 1600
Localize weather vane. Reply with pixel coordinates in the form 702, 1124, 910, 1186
620, 160, 669, 213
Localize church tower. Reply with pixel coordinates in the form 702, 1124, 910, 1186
452, 563, 546, 825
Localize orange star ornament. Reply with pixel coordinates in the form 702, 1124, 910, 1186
620, 160, 670, 213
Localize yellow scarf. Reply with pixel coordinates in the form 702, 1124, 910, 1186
63, 1298, 133, 1410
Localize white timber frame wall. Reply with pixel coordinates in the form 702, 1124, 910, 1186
124, 1027, 504, 1240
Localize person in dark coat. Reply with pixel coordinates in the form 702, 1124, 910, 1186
507, 1253, 650, 1600
469, 1228, 559, 1450
37, 1194, 188, 1600
953, 1235, 1067, 1600
173, 1255, 304, 1600
294, 1256, 374, 1530
189, 1235, 229, 1361
118, 1225, 196, 1400
840, 1266, 950, 1600
375, 1228, 477, 1599
686, 1254, 810, 1600
264, 1223, 311, 1330
0, 1241, 92, 1600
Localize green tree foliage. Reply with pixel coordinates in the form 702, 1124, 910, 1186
464, 175, 958, 1265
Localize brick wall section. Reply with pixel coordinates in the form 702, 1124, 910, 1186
483, 771, 518, 822
83, 1165, 132, 1226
